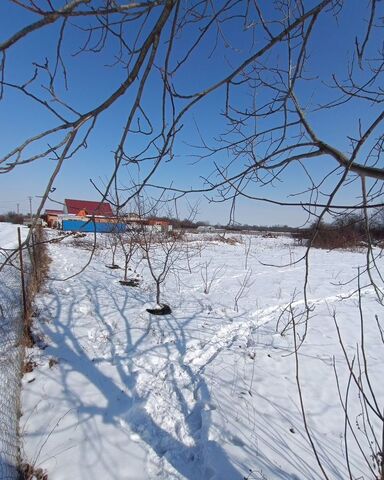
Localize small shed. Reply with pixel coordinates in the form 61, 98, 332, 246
44, 209, 64, 228
146, 219, 172, 232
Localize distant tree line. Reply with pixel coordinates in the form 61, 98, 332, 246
160, 211, 384, 249
0, 211, 24, 225
293, 211, 384, 249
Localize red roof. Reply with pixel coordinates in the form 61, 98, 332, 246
45, 209, 64, 215
65, 199, 113, 217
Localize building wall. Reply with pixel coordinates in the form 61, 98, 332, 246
46, 214, 58, 228
62, 219, 126, 233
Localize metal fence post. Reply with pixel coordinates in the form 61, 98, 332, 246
31, 230, 38, 284
17, 227, 27, 320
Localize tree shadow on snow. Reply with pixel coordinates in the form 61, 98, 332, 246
28, 275, 242, 479
24, 260, 355, 480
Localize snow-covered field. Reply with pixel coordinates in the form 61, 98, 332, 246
20, 231, 383, 479
0, 223, 29, 479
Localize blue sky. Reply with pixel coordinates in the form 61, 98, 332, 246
0, 1, 382, 225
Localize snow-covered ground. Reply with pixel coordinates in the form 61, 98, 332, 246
0, 223, 28, 251
0, 223, 29, 479
20, 231, 383, 479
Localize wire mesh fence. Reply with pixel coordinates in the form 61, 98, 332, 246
0, 226, 46, 479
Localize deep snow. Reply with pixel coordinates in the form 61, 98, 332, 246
20, 231, 384, 479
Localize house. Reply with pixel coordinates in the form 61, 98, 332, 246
43, 209, 64, 228
64, 199, 114, 217
146, 218, 172, 232
60, 198, 122, 233
58, 198, 172, 234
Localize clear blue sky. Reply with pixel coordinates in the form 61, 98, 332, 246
0, 1, 382, 226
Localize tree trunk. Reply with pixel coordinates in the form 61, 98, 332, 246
124, 257, 128, 281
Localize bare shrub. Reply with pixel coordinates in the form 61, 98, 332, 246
295, 219, 365, 250
213, 234, 240, 245
201, 260, 224, 295
19, 462, 48, 480
312, 224, 363, 250
22, 359, 37, 374
233, 269, 254, 312
68, 237, 98, 251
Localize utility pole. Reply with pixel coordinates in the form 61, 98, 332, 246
28, 196, 32, 221
17, 203, 19, 215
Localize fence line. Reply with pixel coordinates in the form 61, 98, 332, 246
0, 226, 47, 479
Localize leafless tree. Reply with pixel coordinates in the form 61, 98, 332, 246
106, 208, 142, 283
130, 195, 182, 310
2, 1, 383, 221
332, 274, 383, 480
105, 225, 120, 269
117, 223, 140, 285
244, 236, 252, 270
139, 224, 184, 312
200, 259, 224, 295
1, 1, 384, 477
290, 275, 384, 480
2, 0, 382, 307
